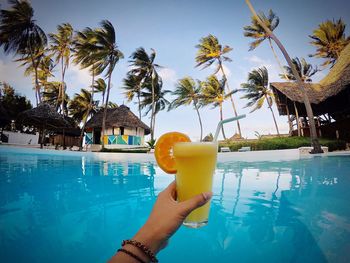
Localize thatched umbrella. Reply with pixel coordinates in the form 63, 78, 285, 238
18, 103, 72, 148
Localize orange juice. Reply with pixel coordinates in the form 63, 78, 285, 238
173, 142, 218, 228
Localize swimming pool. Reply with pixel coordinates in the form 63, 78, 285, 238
1, 146, 350, 262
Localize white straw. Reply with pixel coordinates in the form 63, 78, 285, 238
214, 115, 246, 142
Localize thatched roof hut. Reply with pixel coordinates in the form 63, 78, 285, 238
18, 103, 71, 129
271, 43, 350, 118
86, 105, 150, 134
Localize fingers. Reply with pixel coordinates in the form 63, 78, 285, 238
179, 192, 213, 216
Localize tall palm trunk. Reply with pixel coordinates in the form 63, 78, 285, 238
150, 75, 156, 141
219, 62, 242, 137
245, 0, 323, 153
293, 101, 301, 136
137, 87, 141, 120
268, 38, 299, 135
219, 102, 227, 139
194, 100, 203, 141
28, 44, 41, 105
265, 94, 280, 135
79, 66, 95, 151
285, 105, 293, 135
102, 69, 113, 149
61, 57, 67, 116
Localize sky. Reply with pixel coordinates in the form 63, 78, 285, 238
0, 0, 349, 141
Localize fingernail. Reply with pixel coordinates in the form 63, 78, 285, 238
202, 192, 213, 201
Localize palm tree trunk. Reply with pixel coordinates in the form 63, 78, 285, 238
150, 75, 156, 141
102, 70, 113, 149
194, 100, 203, 141
245, 0, 323, 154
219, 62, 242, 137
28, 44, 41, 105
219, 102, 227, 139
293, 101, 301, 136
138, 89, 141, 120
61, 59, 67, 116
265, 94, 280, 135
79, 67, 95, 151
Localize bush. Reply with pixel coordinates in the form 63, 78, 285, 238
219, 137, 346, 152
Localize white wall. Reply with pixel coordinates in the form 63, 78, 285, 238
3, 131, 39, 145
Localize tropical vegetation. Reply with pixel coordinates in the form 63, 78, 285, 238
240, 67, 279, 135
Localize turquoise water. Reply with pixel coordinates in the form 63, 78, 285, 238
1, 147, 350, 262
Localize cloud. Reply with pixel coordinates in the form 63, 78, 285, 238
158, 67, 177, 82
0, 58, 35, 101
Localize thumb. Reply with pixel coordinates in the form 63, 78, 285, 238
179, 192, 213, 216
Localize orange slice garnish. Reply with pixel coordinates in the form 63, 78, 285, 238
155, 132, 191, 174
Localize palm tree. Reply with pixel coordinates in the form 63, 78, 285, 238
92, 20, 124, 148
241, 67, 280, 135
69, 88, 97, 149
122, 73, 143, 119
140, 77, 170, 137
245, 0, 323, 153
93, 78, 107, 107
107, 101, 118, 108
129, 47, 161, 141
195, 34, 242, 137
280, 57, 318, 82
309, 18, 350, 67
200, 75, 234, 140
243, 8, 300, 135
42, 81, 69, 114
169, 77, 204, 141
0, 0, 47, 105
49, 23, 74, 115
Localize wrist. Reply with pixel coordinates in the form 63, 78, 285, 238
133, 224, 164, 254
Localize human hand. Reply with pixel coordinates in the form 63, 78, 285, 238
133, 181, 212, 254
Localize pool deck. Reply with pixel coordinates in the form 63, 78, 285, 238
1, 144, 349, 162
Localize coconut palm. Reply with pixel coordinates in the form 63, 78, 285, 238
245, 0, 323, 153
200, 75, 234, 140
49, 23, 74, 115
169, 77, 204, 141
0, 0, 47, 105
91, 20, 123, 148
107, 101, 118, 108
42, 81, 69, 114
241, 67, 280, 135
93, 78, 107, 107
309, 18, 350, 67
140, 76, 170, 137
195, 34, 242, 137
280, 57, 318, 82
69, 88, 97, 149
129, 47, 161, 141
122, 73, 143, 119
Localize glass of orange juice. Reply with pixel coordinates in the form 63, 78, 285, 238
173, 142, 218, 228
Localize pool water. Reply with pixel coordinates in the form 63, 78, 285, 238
1, 147, 350, 263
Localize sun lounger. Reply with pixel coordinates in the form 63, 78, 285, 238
220, 147, 231, 152
238, 146, 251, 152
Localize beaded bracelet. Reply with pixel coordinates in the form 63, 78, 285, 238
122, 239, 159, 263
117, 248, 146, 263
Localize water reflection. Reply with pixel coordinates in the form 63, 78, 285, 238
0, 151, 350, 262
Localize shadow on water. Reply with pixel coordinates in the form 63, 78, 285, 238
1, 151, 350, 263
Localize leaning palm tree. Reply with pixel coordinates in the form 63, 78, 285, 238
241, 67, 279, 135
195, 34, 242, 137
69, 88, 97, 149
280, 57, 318, 82
122, 73, 143, 119
245, 0, 323, 153
309, 18, 350, 67
92, 20, 124, 148
140, 76, 170, 138
129, 47, 161, 141
169, 77, 204, 141
0, 0, 47, 105
49, 23, 74, 115
200, 75, 233, 140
